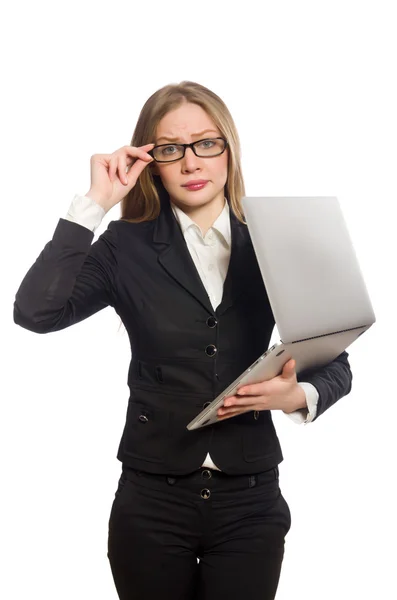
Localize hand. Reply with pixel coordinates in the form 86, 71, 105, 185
85, 143, 155, 213
217, 359, 307, 420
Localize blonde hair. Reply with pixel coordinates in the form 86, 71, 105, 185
120, 81, 246, 223
116, 82, 246, 335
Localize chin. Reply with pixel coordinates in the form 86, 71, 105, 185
182, 187, 222, 202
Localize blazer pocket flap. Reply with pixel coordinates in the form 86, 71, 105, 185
123, 402, 170, 463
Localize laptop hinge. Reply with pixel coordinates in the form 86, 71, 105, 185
284, 324, 367, 344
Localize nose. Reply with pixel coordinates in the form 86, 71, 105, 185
181, 146, 201, 171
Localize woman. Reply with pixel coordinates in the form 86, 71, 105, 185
13, 81, 352, 600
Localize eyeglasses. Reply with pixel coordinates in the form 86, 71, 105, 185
148, 137, 228, 163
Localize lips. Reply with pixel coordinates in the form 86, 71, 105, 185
182, 180, 209, 191
182, 180, 209, 187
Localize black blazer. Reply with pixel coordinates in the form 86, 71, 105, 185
13, 195, 353, 475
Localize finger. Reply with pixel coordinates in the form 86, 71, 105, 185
236, 385, 251, 396
218, 409, 251, 419
125, 144, 155, 162
115, 157, 126, 184
223, 395, 238, 404
138, 149, 154, 162
108, 156, 117, 182
125, 157, 153, 185
219, 406, 255, 416
217, 412, 238, 421
118, 156, 128, 186
236, 382, 270, 397
223, 396, 257, 407
114, 158, 122, 184
124, 150, 153, 166
223, 396, 252, 406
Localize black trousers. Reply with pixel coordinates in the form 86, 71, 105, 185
107, 464, 291, 600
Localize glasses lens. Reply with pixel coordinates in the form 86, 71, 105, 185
194, 138, 225, 157
153, 144, 184, 162
152, 138, 226, 162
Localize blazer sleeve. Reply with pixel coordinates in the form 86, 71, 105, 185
13, 217, 118, 334
296, 350, 353, 421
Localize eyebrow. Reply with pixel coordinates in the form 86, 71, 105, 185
156, 129, 219, 143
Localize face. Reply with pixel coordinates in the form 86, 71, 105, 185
151, 102, 228, 213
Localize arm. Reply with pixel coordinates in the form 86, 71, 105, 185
295, 350, 353, 422
65, 192, 106, 233
13, 195, 117, 334
219, 353, 352, 421
285, 381, 319, 424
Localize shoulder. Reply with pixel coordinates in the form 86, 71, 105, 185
99, 218, 156, 253
110, 218, 156, 238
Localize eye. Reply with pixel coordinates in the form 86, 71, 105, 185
161, 145, 178, 155
198, 139, 215, 149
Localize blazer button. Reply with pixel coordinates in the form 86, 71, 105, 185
138, 414, 149, 423
206, 316, 218, 328
205, 344, 217, 357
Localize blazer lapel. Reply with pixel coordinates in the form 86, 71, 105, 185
153, 197, 214, 315
216, 210, 254, 316
153, 195, 254, 317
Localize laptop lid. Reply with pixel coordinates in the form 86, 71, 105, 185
242, 196, 376, 344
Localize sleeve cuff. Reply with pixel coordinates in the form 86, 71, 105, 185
286, 382, 319, 425
65, 194, 106, 232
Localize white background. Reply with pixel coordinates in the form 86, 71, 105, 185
2, 1, 396, 598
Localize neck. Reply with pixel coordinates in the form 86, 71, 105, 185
174, 193, 226, 236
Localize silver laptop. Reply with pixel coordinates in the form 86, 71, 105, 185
187, 196, 376, 430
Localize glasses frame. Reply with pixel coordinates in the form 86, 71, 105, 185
148, 137, 228, 163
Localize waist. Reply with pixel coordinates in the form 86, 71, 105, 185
122, 464, 279, 494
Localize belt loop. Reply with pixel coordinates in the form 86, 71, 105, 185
249, 475, 257, 488
274, 466, 279, 480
